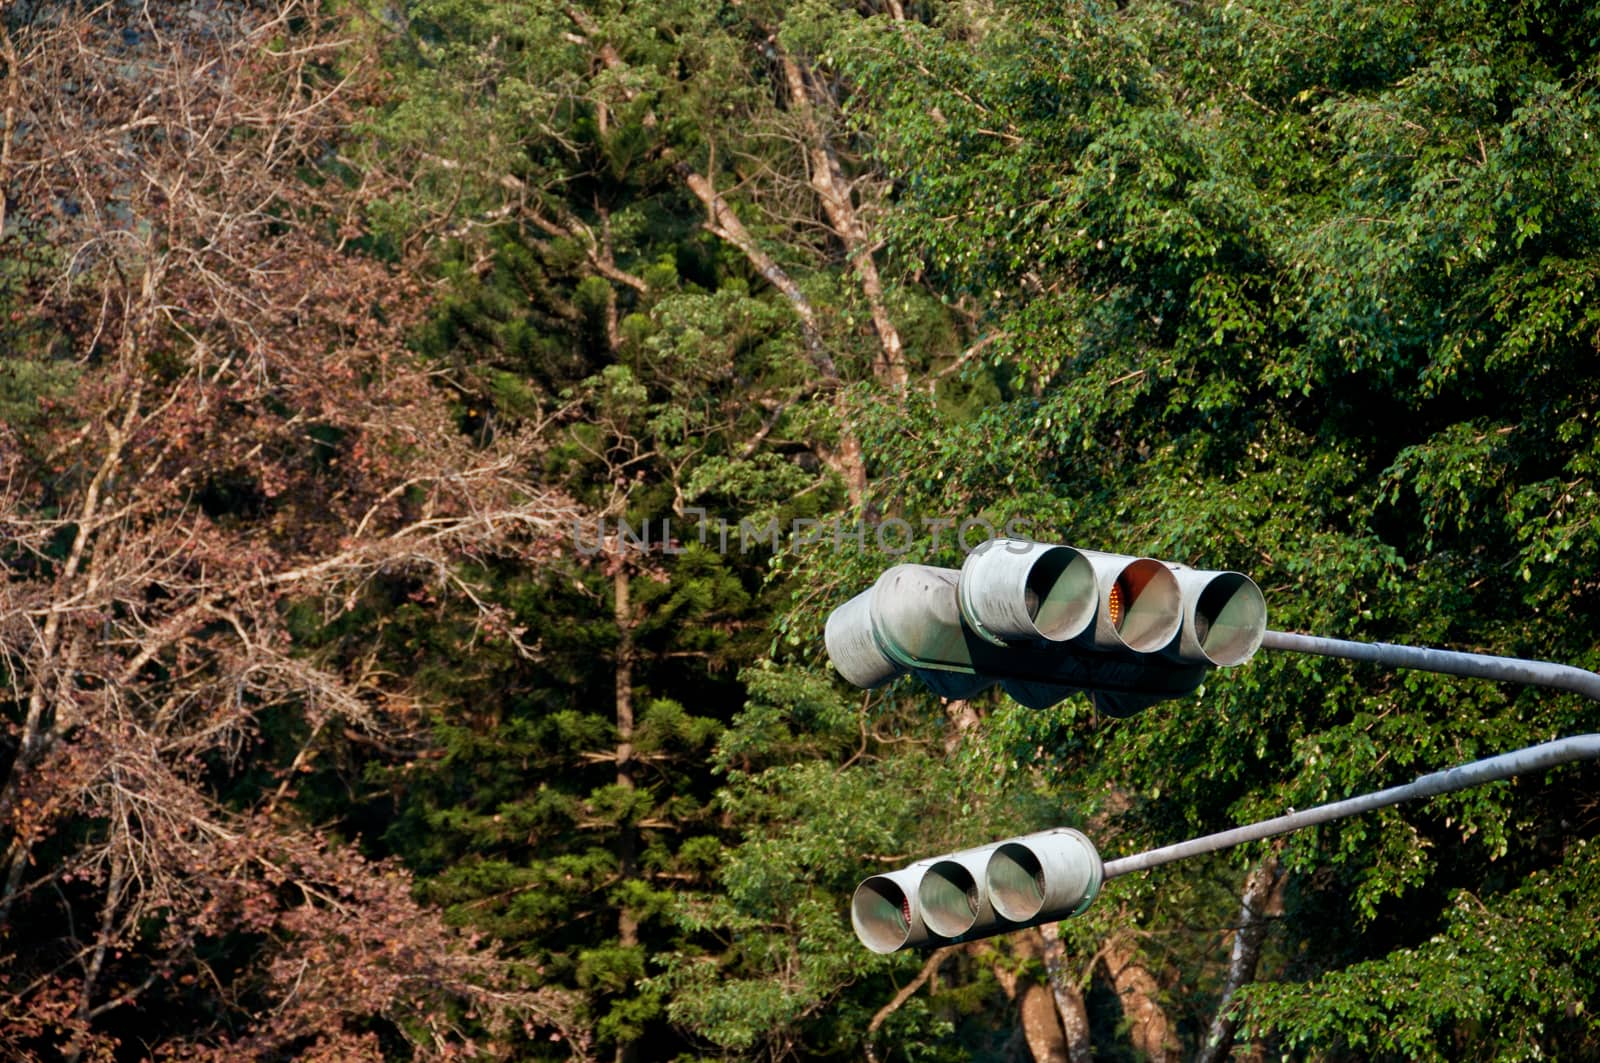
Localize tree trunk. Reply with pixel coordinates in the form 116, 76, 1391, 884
568, 6, 869, 503
1036, 923, 1093, 1063
1016, 981, 1069, 1063
613, 565, 639, 1063
863, 947, 953, 1063
1102, 937, 1178, 1062
677, 167, 838, 383
0, 26, 17, 261
0, 389, 139, 928
942, 698, 981, 754
777, 51, 908, 393
997, 931, 1071, 1063
678, 165, 868, 505
1196, 852, 1286, 1063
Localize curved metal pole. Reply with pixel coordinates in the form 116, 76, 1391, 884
1103, 734, 1600, 880
1260, 629, 1600, 702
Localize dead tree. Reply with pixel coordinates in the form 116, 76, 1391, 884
0, 2, 586, 1056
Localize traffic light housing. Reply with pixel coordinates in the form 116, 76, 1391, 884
824, 538, 1266, 715
851, 829, 1104, 952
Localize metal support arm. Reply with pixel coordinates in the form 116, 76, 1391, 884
1261, 630, 1600, 702
1102, 633, 1600, 879
1103, 734, 1600, 880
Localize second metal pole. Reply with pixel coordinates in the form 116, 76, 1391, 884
1103, 734, 1600, 880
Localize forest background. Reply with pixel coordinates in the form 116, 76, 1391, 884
3, 0, 1600, 1059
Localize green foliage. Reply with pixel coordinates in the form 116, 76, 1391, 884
653, 663, 1049, 1060
826, 0, 1600, 1053
356, 1, 881, 1054
1237, 839, 1600, 1060
370, 554, 752, 1057
338, 0, 1600, 1056
0, 231, 77, 437
0, 355, 77, 436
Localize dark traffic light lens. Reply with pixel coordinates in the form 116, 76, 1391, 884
987, 843, 1046, 922
851, 878, 913, 954
920, 860, 982, 938
1191, 573, 1267, 666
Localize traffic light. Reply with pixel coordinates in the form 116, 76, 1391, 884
851, 829, 1104, 952
824, 538, 1266, 715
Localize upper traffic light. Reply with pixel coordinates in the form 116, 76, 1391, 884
824, 538, 1266, 715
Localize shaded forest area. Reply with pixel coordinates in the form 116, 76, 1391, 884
2, 0, 1599, 1059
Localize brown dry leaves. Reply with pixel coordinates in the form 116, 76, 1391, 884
0, 1, 587, 1056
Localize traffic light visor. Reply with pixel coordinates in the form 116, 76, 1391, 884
852, 875, 917, 954
960, 539, 1097, 645
986, 843, 1048, 922
1192, 571, 1266, 666
919, 859, 982, 939
985, 829, 1103, 922
1081, 554, 1182, 653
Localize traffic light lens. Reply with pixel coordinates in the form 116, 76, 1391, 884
851, 878, 914, 954
1025, 551, 1097, 641
1191, 573, 1267, 666
987, 843, 1046, 922
920, 860, 983, 938
1100, 559, 1181, 652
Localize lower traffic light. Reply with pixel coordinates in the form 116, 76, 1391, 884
851, 829, 1104, 953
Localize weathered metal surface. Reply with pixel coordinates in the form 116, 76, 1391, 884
959, 538, 1097, 645
1103, 733, 1600, 880
823, 588, 902, 688
852, 859, 938, 954
1163, 565, 1267, 666
986, 828, 1104, 924
920, 844, 1005, 940
850, 829, 1104, 953
822, 540, 1255, 713
1078, 550, 1183, 653
1261, 629, 1600, 701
